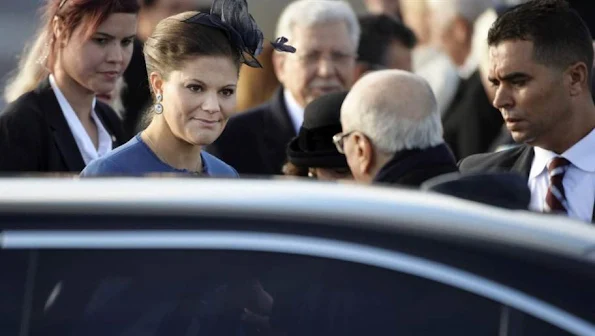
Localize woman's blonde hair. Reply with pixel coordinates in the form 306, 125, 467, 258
3, 28, 51, 103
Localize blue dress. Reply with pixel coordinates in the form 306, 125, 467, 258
81, 134, 238, 177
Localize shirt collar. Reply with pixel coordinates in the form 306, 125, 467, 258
283, 89, 304, 134
529, 128, 595, 178
529, 146, 556, 179
49, 74, 112, 165
564, 128, 595, 172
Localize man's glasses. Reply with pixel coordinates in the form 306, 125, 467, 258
332, 131, 355, 154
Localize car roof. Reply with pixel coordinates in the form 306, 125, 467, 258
0, 177, 594, 261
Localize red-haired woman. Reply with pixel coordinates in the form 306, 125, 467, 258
0, 0, 139, 173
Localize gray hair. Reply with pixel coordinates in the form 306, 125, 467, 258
276, 0, 360, 49
341, 70, 443, 153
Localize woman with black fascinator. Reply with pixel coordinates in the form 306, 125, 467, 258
82, 0, 294, 177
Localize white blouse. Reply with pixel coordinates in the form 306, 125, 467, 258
49, 74, 113, 165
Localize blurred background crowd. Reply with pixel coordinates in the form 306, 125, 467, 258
1, 0, 591, 113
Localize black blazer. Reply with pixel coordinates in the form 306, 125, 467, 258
206, 88, 295, 175
459, 145, 595, 222
0, 78, 126, 173
442, 70, 504, 160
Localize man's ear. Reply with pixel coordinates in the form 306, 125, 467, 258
566, 62, 589, 97
149, 71, 164, 98
351, 132, 375, 177
272, 52, 287, 85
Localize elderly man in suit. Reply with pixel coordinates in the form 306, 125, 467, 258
336, 69, 458, 186
460, 0, 595, 223
207, 0, 360, 175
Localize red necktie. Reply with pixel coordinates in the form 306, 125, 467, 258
545, 157, 570, 214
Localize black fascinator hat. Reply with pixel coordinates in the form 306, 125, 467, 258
287, 92, 349, 168
182, 0, 295, 68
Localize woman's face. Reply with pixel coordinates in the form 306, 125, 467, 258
156, 55, 238, 146
57, 13, 137, 95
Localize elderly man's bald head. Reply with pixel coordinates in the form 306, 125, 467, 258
344, 69, 437, 121
341, 69, 443, 153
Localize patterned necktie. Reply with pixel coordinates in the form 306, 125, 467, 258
544, 157, 571, 214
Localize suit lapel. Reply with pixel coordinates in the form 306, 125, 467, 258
36, 79, 86, 171
94, 103, 120, 148
510, 145, 535, 177
262, 88, 297, 173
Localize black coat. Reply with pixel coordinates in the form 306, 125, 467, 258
459, 145, 595, 222
373, 143, 458, 187
0, 78, 126, 173
442, 70, 503, 160
206, 88, 295, 175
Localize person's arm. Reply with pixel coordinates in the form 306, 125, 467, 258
0, 107, 44, 172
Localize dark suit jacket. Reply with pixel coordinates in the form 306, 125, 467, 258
0, 78, 126, 173
373, 143, 458, 187
206, 88, 295, 175
442, 70, 504, 160
459, 145, 595, 222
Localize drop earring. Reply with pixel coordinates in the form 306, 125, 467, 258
154, 93, 164, 114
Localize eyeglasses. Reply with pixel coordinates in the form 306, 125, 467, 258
58, 0, 68, 9
332, 131, 355, 154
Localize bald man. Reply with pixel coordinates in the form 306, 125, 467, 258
336, 70, 458, 186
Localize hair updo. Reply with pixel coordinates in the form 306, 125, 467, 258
143, 11, 241, 85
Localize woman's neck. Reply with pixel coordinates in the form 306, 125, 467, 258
142, 118, 203, 172
52, 67, 95, 121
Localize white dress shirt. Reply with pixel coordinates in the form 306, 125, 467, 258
528, 128, 595, 222
49, 75, 113, 165
283, 89, 304, 134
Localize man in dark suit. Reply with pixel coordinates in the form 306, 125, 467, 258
337, 70, 457, 187
459, 0, 595, 223
206, 0, 360, 175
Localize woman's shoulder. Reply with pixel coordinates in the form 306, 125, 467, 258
81, 136, 147, 176
202, 151, 239, 177
0, 89, 45, 121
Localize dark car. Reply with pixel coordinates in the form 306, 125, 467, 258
1, 178, 594, 336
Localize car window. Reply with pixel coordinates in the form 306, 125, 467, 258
0, 250, 29, 336
0, 249, 568, 336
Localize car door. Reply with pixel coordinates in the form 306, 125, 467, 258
1, 225, 592, 336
